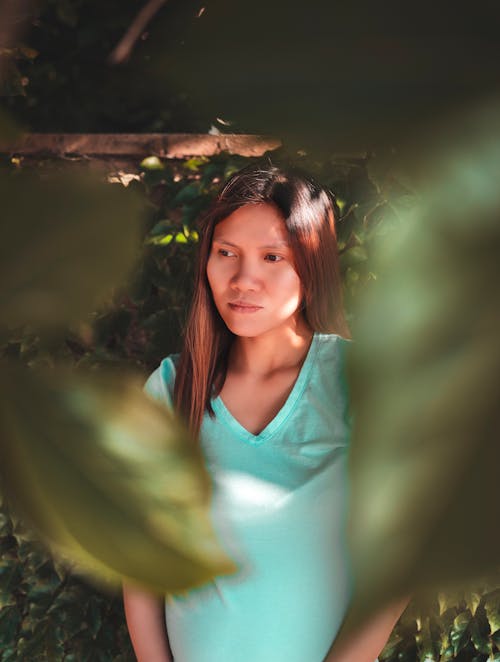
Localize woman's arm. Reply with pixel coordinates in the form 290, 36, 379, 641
122, 583, 174, 662
323, 596, 410, 662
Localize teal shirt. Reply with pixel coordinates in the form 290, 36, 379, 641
144, 332, 356, 662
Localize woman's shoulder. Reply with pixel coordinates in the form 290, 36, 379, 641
143, 352, 180, 408
310, 332, 351, 391
310, 333, 352, 415
314, 332, 351, 363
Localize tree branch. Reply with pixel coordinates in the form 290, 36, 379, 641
108, 0, 167, 65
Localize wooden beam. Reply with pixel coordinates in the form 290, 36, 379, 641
0, 133, 282, 158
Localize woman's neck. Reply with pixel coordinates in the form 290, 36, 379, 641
228, 320, 314, 378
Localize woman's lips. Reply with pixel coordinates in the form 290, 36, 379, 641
228, 302, 263, 313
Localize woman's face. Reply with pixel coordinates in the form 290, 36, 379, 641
206, 202, 305, 339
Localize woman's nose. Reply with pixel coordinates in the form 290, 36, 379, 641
229, 258, 261, 291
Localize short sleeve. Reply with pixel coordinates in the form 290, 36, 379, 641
337, 336, 354, 440
143, 354, 179, 410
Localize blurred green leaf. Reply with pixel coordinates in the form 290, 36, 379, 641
0, 108, 22, 142
0, 360, 237, 594
0, 170, 145, 329
339, 100, 500, 636
56, 0, 79, 28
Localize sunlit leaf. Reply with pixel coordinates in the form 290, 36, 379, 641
485, 591, 500, 633
450, 610, 472, 655
464, 589, 482, 617
140, 156, 165, 171
183, 157, 209, 172
0, 360, 237, 594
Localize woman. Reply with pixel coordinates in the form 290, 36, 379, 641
123, 161, 406, 662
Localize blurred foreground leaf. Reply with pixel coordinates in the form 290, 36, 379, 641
0, 360, 236, 594
343, 101, 500, 634
0, 168, 145, 330
0, 107, 22, 142
153, 1, 500, 155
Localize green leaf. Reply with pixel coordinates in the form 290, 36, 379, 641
0, 170, 145, 329
485, 590, 500, 632
171, 181, 201, 206
438, 591, 463, 617
0, 605, 22, 643
380, 631, 403, 658
339, 246, 368, 269
0, 645, 16, 662
51, 599, 86, 639
339, 102, 500, 634
183, 156, 209, 172
148, 219, 176, 237
470, 612, 492, 655
144, 233, 174, 246
0, 361, 237, 594
82, 594, 103, 638
0, 562, 22, 597
418, 654, 437, 662
465, 589, 482, 616
450, 610, 472, 655
140, 156, 165, 171
417, 616, 439, 661
438, 644, 453, 661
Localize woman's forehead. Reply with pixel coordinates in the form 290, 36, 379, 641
213, 202, 288, 243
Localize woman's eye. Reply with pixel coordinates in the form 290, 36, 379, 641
264, 254, 283, 262
218, 248, 235, 257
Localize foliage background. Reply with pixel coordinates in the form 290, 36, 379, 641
2, 0, 219, 134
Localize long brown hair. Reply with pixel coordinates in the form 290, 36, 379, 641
174, 160, 350, 439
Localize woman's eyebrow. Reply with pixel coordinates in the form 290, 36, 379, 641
213, 238, 290, 249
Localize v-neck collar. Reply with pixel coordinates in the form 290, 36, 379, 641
211, 332, 320, 445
